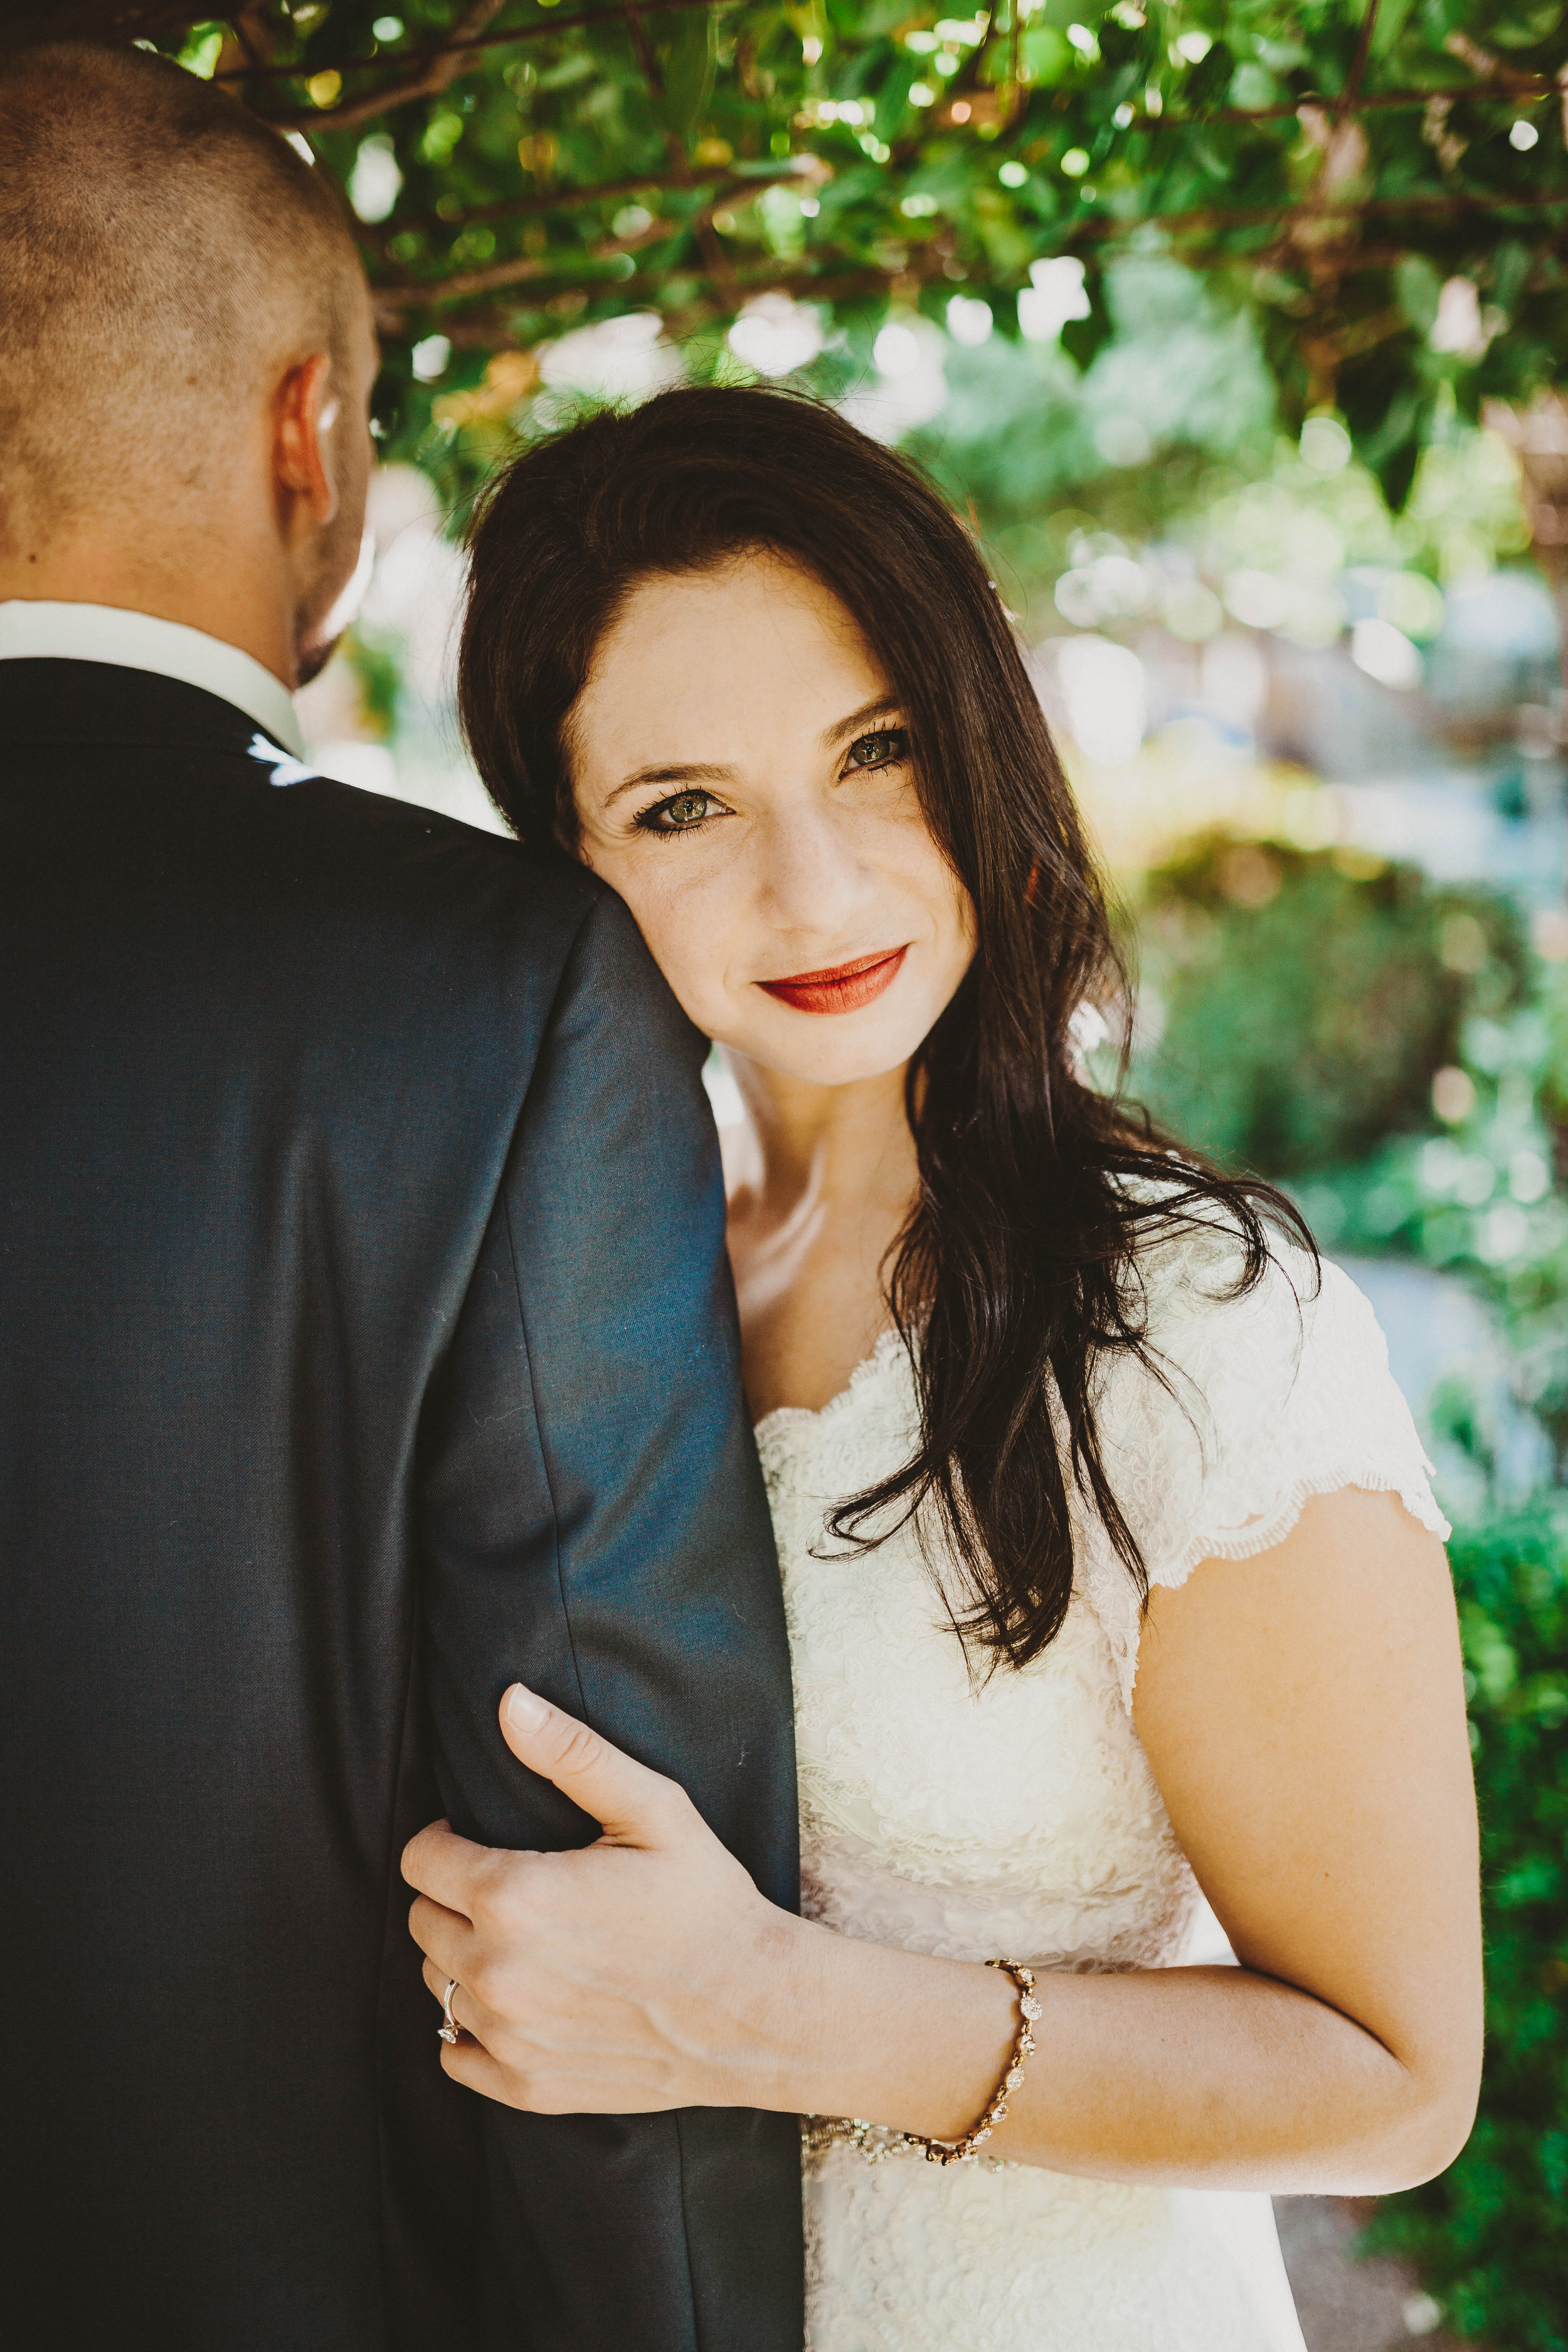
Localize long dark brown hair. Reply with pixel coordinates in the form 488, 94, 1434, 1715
459, 385, 1314, 1670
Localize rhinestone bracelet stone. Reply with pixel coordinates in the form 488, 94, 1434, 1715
802, 1958, 1041, 2169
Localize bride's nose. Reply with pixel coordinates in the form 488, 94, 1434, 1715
750, 798, 881, 937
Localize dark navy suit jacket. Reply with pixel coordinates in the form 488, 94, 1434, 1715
0, 661, 803, 2350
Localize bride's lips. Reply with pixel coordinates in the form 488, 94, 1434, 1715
758, 946, 908, 1017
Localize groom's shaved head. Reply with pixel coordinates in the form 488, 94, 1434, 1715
0, 40, 371, 553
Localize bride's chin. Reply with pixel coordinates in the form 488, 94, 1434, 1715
726, 1019, 921, 1091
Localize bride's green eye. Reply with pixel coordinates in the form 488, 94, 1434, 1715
844, 727, 909, 773
637, 790, 723, 835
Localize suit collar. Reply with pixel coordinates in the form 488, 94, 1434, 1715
0, 601, 304, 758
0, 657, 310, 773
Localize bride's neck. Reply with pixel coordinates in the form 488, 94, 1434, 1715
723, 1051, 918, 1229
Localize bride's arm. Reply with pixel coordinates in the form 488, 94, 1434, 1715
403, 1485, 1481, 2194
1106, 1482, 1480, 2191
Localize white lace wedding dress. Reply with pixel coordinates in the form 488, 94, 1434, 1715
754, 1222, 1449, 2352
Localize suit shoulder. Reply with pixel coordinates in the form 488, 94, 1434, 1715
250, 766, 610, 937
287, 778, 665, 993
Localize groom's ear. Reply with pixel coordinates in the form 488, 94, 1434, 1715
273, 352, 340, 529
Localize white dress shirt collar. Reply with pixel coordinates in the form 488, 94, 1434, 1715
0, 601, 305, 760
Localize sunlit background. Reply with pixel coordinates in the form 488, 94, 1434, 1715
302, 282, 1568, 1503
299, 277, 1568, 1485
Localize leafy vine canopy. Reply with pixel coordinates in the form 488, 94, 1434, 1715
13, 3, 1568, 507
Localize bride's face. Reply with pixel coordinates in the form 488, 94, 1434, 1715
569, 552, 975, 1086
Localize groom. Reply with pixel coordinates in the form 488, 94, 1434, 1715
0, 40, 800, 2351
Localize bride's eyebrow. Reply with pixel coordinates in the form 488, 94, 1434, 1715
605, 760, 735, 805
603, 701, 904, 803
822, 696, 904, 748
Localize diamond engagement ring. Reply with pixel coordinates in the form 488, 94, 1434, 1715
438, 1979, 460, 2046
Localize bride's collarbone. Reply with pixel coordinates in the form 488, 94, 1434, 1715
736, 1270, 893, 1421
727, 1170, 908, 1420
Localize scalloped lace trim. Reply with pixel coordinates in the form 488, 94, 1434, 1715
1162, 1463, 1451, 1582
1085, 1463, 1453, 1715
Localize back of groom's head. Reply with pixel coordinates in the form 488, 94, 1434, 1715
0, 40, 369, 558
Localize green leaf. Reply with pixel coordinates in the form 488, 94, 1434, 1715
1394, 254, 1443, 336
652, 6, 718, 140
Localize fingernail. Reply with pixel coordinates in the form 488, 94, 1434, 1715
502, 1683, 549, 1735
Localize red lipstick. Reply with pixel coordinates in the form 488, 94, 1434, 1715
759, 946, 908, 1017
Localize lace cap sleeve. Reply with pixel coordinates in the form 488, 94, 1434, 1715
1075, 1226, 1451, 1709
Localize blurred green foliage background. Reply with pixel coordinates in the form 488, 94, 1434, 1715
1117, 839, 1568, 2349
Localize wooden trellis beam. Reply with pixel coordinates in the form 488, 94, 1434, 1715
376, 160, 798, 238
368, 176, 1568, 336
220, 0, 728, 100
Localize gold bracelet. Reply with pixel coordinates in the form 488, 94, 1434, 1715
802, 1958, 1041, 2169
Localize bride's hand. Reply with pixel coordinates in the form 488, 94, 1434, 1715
401, 1686, 802, 2114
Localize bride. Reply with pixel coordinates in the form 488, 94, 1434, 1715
405, 385, 1482, 2349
